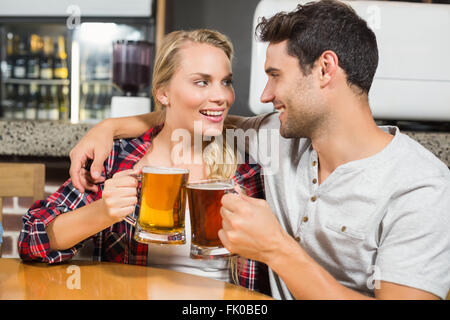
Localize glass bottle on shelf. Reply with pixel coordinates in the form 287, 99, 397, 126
37, 85, 48, 120
91, 83, 103, 120
54, 36, 68, 80
27, 34, 42, 79
14, 84, 26, 119
10, 34, 19, 79
2, 84, 16, 119
85, 84, 95, 120
43, 85, 53, 120
79, 82, 89, 121
95, 54, 110, 80
4, 33, 14, 79
40, 37, 54, 80
86, 50, 98, 80
58, 85, 69, 120
35, 85, 43, 120
48, 85, 59, 120
104, 84, 112, 118
25, 83, 38, 120
79, 49, 89, 82
13, 37, 27, 79
99, 84, 109, 119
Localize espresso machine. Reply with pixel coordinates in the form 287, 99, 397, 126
111, 40, 153, 118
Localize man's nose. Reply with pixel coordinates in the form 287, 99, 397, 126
260, 82, 274, 104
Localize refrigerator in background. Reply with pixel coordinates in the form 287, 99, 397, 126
1, 24, 70, 121
0, 0, 155, 123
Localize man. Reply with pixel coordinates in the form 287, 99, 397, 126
69, 0, 450, 299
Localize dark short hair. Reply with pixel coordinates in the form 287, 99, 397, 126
256, 0, 378, 95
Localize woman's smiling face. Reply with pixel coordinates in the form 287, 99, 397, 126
158, 41, 234, 137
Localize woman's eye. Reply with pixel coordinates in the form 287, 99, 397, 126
195, 80, 208, 87
223, 79, 233, 86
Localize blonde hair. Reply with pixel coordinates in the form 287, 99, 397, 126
152, 30, 241, 284
152, 29, 238, 180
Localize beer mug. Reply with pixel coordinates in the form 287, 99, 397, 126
124, 166, 189, 245
186, 178, 237, 259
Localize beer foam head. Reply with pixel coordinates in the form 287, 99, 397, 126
187, 181, 234, 190
142, 166, 189, 174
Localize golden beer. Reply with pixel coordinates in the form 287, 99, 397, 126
135, 166, 189, 244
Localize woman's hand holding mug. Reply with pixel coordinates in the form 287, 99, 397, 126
100, 169, 140, 224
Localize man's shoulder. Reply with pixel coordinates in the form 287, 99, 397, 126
380, 131, 450, 206
393, 131, 449, 181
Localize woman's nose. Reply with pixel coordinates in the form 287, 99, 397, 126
209, 84, 231, 105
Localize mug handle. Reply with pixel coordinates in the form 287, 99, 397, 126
122, 173, 143, 227
224, 188, 239, 195
224, 179, 240, 195
123, 215, 137, 227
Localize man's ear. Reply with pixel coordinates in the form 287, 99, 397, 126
318, 50, 339, 88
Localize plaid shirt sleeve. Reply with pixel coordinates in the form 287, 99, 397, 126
18, 181, 99, 263
18, 142, 121, 264
233, 162, 271, 296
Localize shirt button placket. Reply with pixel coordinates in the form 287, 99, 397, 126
311, 156, 319, 202
296, 151, 319, 243
304, 154, 318, 228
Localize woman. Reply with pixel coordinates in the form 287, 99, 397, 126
19, 29, 268, 294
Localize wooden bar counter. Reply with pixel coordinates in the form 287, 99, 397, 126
0, 258, 273, 300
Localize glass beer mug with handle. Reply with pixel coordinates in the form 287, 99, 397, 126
123, 166, 189, 244
186, 178, 238, 259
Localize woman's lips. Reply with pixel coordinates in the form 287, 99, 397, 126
200, 113, 224, 123
199, 109, 225, 123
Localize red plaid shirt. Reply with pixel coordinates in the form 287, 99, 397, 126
19, 126, 269, 294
